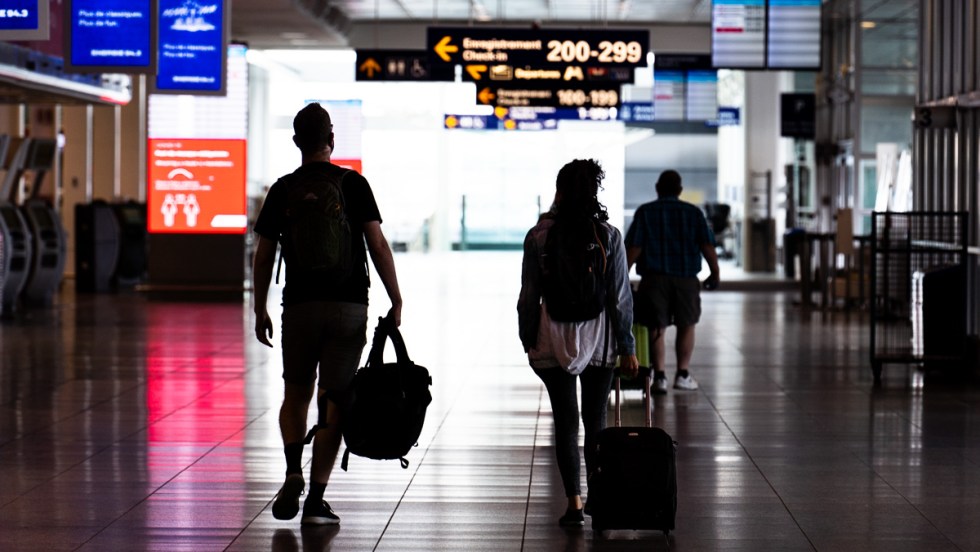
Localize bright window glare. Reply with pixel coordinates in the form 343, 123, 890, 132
262, 49, 356, 64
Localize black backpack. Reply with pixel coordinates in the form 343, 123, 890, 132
542, 218, 608, 322
278, 166, 352, 283
340, 316, 433, 470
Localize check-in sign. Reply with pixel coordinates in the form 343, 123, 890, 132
477, 83, 621, 108
427, 27, 649, 68
461, 63, 633, 84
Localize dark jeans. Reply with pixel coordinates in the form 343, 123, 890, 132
533, 365, 615, 497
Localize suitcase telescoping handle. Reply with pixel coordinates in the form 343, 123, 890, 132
613, 371, 653, 428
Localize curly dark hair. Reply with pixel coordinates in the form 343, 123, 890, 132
292, 102, 334, 156
551, 158, 609, 223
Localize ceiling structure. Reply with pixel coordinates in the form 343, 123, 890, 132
232, 0, 713, 49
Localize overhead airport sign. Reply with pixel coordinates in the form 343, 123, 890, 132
427, 27, 649, 68
476, 83, 621, 108
354, 49, 454, 81
461, 63, 633, 84
444, 106, 619, 131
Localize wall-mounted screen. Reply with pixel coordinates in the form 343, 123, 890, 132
653, 55, 719, 122
712, 0, 766, 69
0, 0, 49, 40
153, 0, 227, 95
653, 70, 686, 121
713, 0, 823, 70
767, 0, 821, 69
65, 0, 157, 73
148, 44, 247, 235
686, 71, 719, 121
147, 138, 247, 234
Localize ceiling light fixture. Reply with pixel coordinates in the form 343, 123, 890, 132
861, 21, 877, 29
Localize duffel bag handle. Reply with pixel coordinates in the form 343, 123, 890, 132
367, 315, 413, 368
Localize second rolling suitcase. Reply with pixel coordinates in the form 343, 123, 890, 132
587, 374, 677, 536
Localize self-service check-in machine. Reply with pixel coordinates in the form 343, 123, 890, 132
75, 200, 120, 292
0, 136, 34, 316
16, 138, 65, 306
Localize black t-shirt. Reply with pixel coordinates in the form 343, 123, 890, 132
253, 162, 382, 306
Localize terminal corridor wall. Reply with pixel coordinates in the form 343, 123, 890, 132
915, 0, 980, 337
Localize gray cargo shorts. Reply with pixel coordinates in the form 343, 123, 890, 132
634, 274, 701, 328
280, 301, 368, 399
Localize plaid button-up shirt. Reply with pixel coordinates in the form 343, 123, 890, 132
625, 197, 715, 278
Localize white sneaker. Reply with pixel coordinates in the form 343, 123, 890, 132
674, 374, 699, 390
651, 376, 668, 395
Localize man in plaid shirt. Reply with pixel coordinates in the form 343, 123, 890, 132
625, 170, 720, 394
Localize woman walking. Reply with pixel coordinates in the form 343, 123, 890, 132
517, 158, 639, 527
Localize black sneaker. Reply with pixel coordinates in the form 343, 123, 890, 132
559, 508, 585, 527
302, 499, 340, 525
272, 473, 305, 520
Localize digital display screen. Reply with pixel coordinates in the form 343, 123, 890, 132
0, 0, 49, 40
653, 71, 685, 121
149, 44, 247, 138
147, 138, 247, 234
767, 0, 822, 69
66, 0, 156, 73
686, 71, 719, 121
712, 0, 766, 69
154, 0, 227, 95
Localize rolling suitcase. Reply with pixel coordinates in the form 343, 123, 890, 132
588, 373, 677, 537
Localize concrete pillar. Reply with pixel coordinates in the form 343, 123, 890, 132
91, 105, 118, 201
119, 76, 147, 201
742, 71, 791, 272
61, 105, 93, 278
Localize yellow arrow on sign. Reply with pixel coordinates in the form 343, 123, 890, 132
478, 87, 496, 104
465, 64, 488, 81
434, 36, 459, 62
359, 58, 381, 78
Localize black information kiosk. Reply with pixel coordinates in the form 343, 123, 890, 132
0, 136, 34, 316
18, 138, 65, 306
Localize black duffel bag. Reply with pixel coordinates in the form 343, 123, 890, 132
340, 315, 432, 470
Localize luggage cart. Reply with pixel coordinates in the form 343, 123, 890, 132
870, 212, 969, 386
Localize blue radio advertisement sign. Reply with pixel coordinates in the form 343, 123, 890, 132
66, 0, 156, 72
0, 0, 38, 30
155, 0, 227, 94
0, 0, 48, 40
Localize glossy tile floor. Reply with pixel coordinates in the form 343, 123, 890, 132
2, 252, 980, 551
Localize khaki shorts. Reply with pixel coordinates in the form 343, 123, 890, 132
281, 301, 368, 399
634, 274, 701, 328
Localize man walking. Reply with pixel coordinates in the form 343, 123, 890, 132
252, 102, 403, 525
625, 170, 719, 394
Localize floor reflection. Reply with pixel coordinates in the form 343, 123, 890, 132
1, 252, 979, 551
